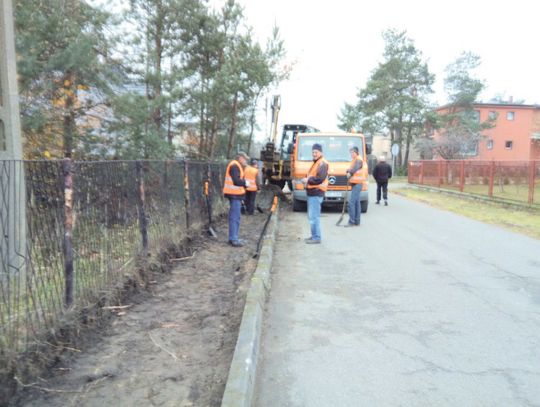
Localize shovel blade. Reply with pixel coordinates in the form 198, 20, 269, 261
207, 226, 217, 238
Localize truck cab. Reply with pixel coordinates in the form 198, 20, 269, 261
291, 132, 370, 212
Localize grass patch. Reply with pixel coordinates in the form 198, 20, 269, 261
389, 176, 408, 184
394, 187, 540, 240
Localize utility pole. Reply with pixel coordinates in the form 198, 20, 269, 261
0, 0, 22, 159
1, 0, 26, 279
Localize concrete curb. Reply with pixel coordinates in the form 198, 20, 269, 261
221, 203, 279, 407
407, 184, 539, 211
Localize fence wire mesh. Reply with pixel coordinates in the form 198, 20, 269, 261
0, 160, 226, 355
408, 160, 540, 206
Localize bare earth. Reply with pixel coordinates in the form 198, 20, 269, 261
14, 211, 266, 407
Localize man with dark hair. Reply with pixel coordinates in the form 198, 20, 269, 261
345, 146, 363, 226
373, 155, 392, 206
243, 158, 260, 215
302, 143, 329, 244
223, 152, 251, 247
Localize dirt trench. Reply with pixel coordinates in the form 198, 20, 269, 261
12, 209, 270, 407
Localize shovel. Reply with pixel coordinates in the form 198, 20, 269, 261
336, 179, 350, 226
204, 181, 218, 238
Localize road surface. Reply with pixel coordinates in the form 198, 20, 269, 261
255, 187, 540, 406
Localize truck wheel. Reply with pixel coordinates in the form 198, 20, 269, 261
271, 180, 286, 190
361, 200, 368, 213
293, 198, 307, 212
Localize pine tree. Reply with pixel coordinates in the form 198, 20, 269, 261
338, 29, 434, 168
15, 0, 119, 158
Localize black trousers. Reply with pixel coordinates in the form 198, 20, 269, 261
244, 191, 257, 214
376, 181, 388, 202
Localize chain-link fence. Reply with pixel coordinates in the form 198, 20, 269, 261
0, 159, 227, 358
408, 160, 540, 206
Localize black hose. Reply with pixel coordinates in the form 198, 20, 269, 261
253, 193, 278, 258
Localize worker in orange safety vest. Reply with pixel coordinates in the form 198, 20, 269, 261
243, 158, 260, 215
223, 152, 251, 247
345, 146, 363, 227
301, 143, 328, 244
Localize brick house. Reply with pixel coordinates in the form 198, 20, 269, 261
434, 103, 540, 160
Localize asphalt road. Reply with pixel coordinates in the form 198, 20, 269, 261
254, 186, 540, 406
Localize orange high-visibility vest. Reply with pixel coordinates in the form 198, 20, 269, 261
223, 160, 245, 196
349, 157, 364, 184
306, 157, 329, 192
244, 166, 258, 192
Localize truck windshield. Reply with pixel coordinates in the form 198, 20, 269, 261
297, 136, 363, 162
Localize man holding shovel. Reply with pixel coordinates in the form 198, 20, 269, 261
345, 146, 363, 227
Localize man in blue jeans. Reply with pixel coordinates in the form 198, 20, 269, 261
345, 146, 363, 226
302, 143, 329, 244
223, 152, 251, 247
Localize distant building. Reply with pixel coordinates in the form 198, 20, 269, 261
370, 134, 390, 160
434, 103, 540, 160
370, 133, 421, 161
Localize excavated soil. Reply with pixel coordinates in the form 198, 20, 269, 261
12, 208, 270, 407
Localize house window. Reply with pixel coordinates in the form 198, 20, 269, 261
507, 111, 515, 121
462, 140, 478, 156
487, 139, 493, 150
505, 140, 513, 150
488, 111, 497, 120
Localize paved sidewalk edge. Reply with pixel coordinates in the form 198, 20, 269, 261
220, 203, 279, 407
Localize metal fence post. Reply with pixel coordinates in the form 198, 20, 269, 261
135, 161, 148, 255
437, 160, 442, 188
184, 160, 190, 229
459, 160, 465, 192
528, 160, 536, 205
488, 160, 495, 198
63, 158, 74, 308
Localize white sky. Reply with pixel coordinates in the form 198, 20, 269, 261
233, 0, 540, 137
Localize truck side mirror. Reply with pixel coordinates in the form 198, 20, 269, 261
287, 143, 294, 154
366, 144, 372, 155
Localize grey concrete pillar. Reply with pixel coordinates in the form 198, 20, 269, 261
0, 0, 26, 281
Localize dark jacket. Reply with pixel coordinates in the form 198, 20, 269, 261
225, 162, 247, 200
306, 158, 329, 197
373, 162, 392, 183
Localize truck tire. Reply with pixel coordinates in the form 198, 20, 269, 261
361, 200, 368, 213
271, 179, 286, 190
293, 198, 307, 212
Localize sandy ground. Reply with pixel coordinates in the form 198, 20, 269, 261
13, 202, 271, 407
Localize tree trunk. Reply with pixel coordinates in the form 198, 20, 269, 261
209, 114, 219, 160
396, 114, 403, 168
247, 92, 260, 156
404, 122, 413, 168
199, 80, 205, 157
62, 70, 75, 158
226, 92, 239, 159
152, 7, 163, 138
167, 101, 173, 147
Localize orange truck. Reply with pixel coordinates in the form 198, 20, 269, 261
291, 131, 371, 212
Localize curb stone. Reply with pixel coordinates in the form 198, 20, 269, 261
220, 203, 279, 407
407, 184, 539, 211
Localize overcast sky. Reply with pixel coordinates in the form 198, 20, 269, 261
231, 0, 540, 137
